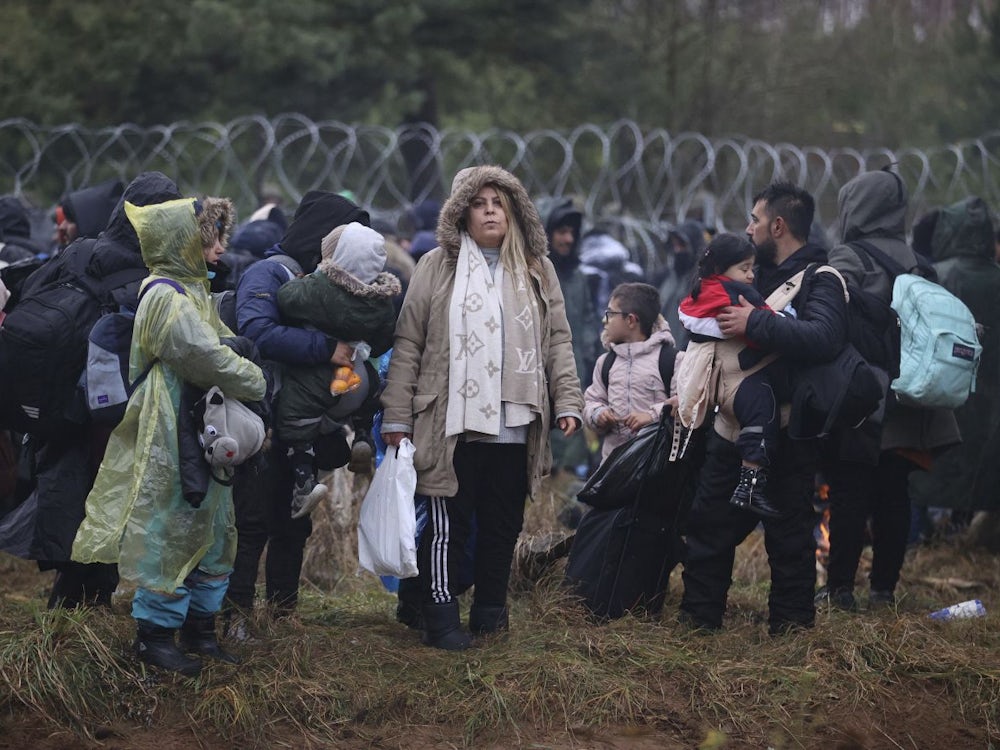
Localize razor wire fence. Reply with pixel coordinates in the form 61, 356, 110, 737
3, 114, 999, 271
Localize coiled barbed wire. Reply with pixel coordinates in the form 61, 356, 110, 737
3, 116, 998, 270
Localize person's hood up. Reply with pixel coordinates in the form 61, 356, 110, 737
670, 219, 707, 256
280, 191, 370, 274
579, 231, 630, 271
0, 196, 32, 239
437, 166, 548, 260
836, 169, 907, 243
124, 198, 206, 283
105, 172, 183, 252
928, 196, 995, 262
543, 197, 583, 269
62, 179, 124, 239
196, 197, 235, 250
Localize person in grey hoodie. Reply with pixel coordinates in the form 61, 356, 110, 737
819, 169, 960, 611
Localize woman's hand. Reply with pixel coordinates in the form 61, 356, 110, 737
557, 416, 580, 437
381, 431, 411, 447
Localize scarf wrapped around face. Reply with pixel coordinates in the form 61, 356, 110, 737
446, 232, 544, 437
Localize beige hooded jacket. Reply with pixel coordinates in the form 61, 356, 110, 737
381, 166, 584, 498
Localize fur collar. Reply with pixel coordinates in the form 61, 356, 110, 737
198, 196, 235, 249
317, 258, 402, 299
436, 166, 548, 261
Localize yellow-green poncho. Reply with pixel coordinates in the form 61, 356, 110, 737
72, 198, 265, 593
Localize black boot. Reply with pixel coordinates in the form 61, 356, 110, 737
469, 604, 509, 635
730, 465, 780, 518
134, 620, 202, 677
179, 614, 242, 664
421, 602, 471, 651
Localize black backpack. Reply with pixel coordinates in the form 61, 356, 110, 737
600, 341, 676, 391
843, 240, 905, 378
0, 240, 147, 438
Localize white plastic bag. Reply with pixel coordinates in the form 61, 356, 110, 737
357, 438, 418, 578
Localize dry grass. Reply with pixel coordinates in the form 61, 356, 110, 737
2, 474, 1000, 748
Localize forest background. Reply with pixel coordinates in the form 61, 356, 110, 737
2, 0, 998, 150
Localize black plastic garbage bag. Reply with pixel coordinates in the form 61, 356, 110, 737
576, 411, 672, 511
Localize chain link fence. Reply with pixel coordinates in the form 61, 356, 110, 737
3, 115, 999, 269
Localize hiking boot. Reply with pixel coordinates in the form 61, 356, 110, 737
730, 465, 780, 518
179, 614, 242, 664
469, 604, 509, 635
814, 585, 858, 612
421, 602, 471, 651
348, 427, 374, 474
869, 589, 896, 611
290, 465, 327, 520
134, 620, 202, 677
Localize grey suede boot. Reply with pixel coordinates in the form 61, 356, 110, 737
469, 604, 509, 635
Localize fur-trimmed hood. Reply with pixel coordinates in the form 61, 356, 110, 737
197, 196, 235, 249
436, 166, 548, 261
315, 258, 402, 300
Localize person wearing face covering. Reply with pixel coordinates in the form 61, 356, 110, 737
222, 191, 371, 637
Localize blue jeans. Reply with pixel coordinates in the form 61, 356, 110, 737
132, 569, 230, 628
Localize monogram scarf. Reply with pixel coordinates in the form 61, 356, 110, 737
445, 232, 544, 437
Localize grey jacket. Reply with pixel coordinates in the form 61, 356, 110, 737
828, 170, 960, 454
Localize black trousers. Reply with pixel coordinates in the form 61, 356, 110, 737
225, 431, 351, 613
823, 450, 913, 594
225, 443, 311, 613
47, 561, 118, 609
732, 368, 782, 466
680, 429, 817, 633
418, 441, 528, 607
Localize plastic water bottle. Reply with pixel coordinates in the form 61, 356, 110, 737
928, 599, 987, 621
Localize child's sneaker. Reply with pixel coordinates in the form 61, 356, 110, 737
730, 465, 780, 518
290, 465, 327, 519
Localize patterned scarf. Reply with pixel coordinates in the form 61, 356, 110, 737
446, 232, 543, 437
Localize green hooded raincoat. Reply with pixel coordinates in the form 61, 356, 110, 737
72, 198, 266, 593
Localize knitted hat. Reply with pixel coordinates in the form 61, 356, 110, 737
322, 222, 386, 284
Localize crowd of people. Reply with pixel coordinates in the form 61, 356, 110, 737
0, 164, 998, 674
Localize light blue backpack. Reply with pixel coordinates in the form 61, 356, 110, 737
891, 273, 981, 409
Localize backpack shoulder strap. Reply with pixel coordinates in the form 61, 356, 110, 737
268, 254, 303, 279
851, 239, 909, 278
138, 277, 187, 304
658, 342, 676, 390
600, 350, 617, 389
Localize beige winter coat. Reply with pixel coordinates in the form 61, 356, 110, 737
381, 166, 584, 498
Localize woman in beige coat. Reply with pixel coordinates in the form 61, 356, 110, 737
381, 166, 584, 650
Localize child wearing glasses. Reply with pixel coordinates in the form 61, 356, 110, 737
583, 282, 676, 464
675, 233, 788, 518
